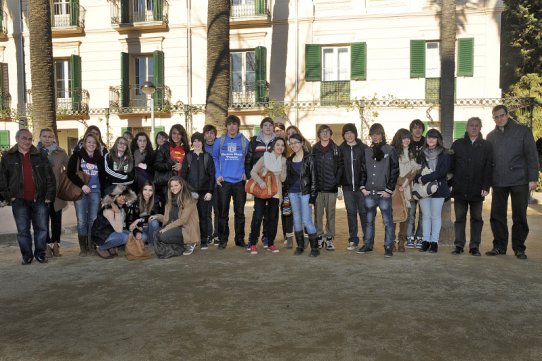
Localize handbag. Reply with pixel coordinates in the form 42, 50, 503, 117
57, 158, 91, 201
125, 233, 152, 260
392, 190, 408, 223
245, 171, 278, 199
410, 167, 438, 201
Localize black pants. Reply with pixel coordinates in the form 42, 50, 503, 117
208, 187, 219, 239
46, 203, 62, 244
196, 191, 212, 242
453, 198, 483, 250
217, 181, 246, 245
249, 197, 280, 246
490, 184, 530, 253
343, 190, 367, 245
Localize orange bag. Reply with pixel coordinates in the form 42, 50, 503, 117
245, 172, 278, 199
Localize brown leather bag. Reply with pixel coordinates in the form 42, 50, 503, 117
245, 171, 278, 199
57, 158, 91, 201
125, 233, 152, 260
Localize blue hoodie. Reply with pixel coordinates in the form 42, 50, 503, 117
212, 133, 248, 183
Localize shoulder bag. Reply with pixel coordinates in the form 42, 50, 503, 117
57, 158, 91, 201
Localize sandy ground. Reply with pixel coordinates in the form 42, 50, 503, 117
1, 195, 542, 361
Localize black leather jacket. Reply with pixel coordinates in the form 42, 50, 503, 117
180, 151, 215, 193
339, 139, 367, 191
0, 145, 56, 202
312, 141, 344, 193
284, 152, 318, 203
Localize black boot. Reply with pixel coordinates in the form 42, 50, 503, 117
294, 231, 304, 255
429, 242, 438, 253
309, 233, 320, 257
87, 235, 97, 256
78, 235, 88, 257
419, 241, 430, 252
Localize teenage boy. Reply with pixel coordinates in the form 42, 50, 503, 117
408, 119, 425, 248
212, 115, 249, 249
339, 123, 368, 250
203, 124, 219, 245
312, 124, 344, 250
358, 123, 399, 258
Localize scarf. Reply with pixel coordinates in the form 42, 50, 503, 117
263, 152, 283, 173
37, 142, 58, 162
423, 147, 443, 171
371, 141, 385, 161
80, 147, 102, 164
319, 141, 332, 154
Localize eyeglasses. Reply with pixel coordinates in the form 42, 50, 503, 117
18, 136, 33, 141
320, 130, 331, 135
288, 141, 301, 146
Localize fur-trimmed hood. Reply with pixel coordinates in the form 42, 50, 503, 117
101, 184, 137, 208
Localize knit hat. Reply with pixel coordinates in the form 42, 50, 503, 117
342, 123, 358, 138
191, 132, 204, 145
426, 128, 443, 141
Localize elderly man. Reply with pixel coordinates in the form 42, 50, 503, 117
486, 105, 539, 259
0, 128, 56, 265
450, 117, 492, 256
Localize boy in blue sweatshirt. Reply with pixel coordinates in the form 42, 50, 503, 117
212, 115, 249, 249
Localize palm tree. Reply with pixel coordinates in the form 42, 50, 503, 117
439, 0, 456, 149
205, 0, 231, 130
28, 0, 57, 134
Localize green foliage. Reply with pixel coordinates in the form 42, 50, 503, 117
506, 73, 542, 139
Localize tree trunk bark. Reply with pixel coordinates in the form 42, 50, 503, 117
205, 0, 231, 132
439, 0, 456, 149
28, 0, 57, 135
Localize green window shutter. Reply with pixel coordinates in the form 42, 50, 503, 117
410, 40, 426, 78
152, 0, 163, 21
351, 42, 367, 81
255, 0, 266, 15
350, 43, 367, 80
155, 126, 165, 133
305, 44, 321, 82
423, 121, 431, 136
121, 0, 130, 23
453, 121, 467, 140
121, 52, 130, 108
0, 63, 6, 110
255, 46, 267, 104
70, 0, 80, 26
152, 50, 165, 109
70, 55, 82, 112
457, 38, 474, 77
0, 130, 9, 150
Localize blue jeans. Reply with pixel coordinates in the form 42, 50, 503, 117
12, 199, 49, 260
74, 192, 101, 236
143, 219, 160, 245
288, 192, 316, 234
99, 231, 130, 251
419, 197, 445, 242
364, 194, 395, 248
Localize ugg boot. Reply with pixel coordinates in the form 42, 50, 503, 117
294, 231, 305, 256
397, 236, 406, 253
285, 233, 293, 249
52, 242, 61, 257
78, 235, 88, 257
87, 235, 97, 256
46, 244, 54, 258
309, 233, 320, 257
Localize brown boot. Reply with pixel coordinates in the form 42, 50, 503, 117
46, 244, 54, 258
52, 242, 61, 257
87, 235, 97, 256
398, 236, 406, 253
96, 247, 113, 259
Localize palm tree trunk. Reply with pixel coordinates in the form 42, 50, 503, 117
439, 0, 456, 149
205, 0, 231, 131
28, 0, 57, 134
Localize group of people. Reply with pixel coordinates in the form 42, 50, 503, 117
0, 104, 538, 264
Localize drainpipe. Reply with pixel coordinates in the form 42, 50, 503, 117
295, 0, 299, 127
186, 0, 192, 134
17, 0, 27, 125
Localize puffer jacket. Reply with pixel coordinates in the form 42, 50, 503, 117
0, 145, 56, 203
361, 143, 399, 195
312, 141, 344, 193
339, 139, 367, 191
284, 152, 318, 203
451, 133, 493, 201
245, 133, 276, 178
486, 119, 539, 187
180, 150, 215, 193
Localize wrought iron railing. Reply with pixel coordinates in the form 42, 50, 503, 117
230, 80, 268, 107
26, 88, 90, 114
51, 3, 86, 28
320, 81, 351, 106
109, 85, 171, 112
109, 0, 169, 25
230, 0, 269, 18
1, 11, 7, 36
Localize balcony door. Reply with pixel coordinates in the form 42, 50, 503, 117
54, 60, 71, 110
133, 55, 154, 107
231, 51, 255, 104
232, 0, 255, 17
133, 0, 154, 22
53, 0, 71, 27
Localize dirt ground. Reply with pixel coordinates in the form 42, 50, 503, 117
1, 195, 542, 361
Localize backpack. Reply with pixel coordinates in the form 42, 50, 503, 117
184, 152, 211, 172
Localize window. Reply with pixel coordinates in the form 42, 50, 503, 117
0, 62, 9, 110
134, 55, 154, 97
322, 47, 350, 81
53, 0, 71, 27
54, 56, 82, 111
410, 39, 474, 78
120, 51, 164, 108
55, 60, 71, 100
230, 47, 266, 104
425, 41, 440, 78
231, 0, 267, 17
133, 0, 154, 22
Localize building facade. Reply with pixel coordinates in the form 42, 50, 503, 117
0, 0, 505, 150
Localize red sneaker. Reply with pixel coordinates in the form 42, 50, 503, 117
267, 245, 280, 253
250, 245, 258, 255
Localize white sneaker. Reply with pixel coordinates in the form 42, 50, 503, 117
347, 242, 357, 251
326, 237, 335, 251
183, 243, 196, 256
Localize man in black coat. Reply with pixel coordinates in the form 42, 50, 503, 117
450, 117, 492, 256
486, 105, 539, 259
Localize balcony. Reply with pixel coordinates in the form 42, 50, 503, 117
109, 0, 169, 32
109, 84, 171, 114
320, 81, 351, 106
26, 88, 90, 118
0, 89, 12, 120
229, 80, 268, 110
0, 11, 8, 41
51, 2, 86, 37
230, 0, 270, 28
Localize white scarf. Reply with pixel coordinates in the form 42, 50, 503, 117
263, 152, 283, 173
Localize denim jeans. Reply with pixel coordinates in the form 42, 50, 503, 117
217, 181, 246, 245
453, 198, 483, 250
419, 197, 445, 242
288, 192, 316, 235
343, 190, 367, 245
407, 200, 423, 238
143, 219, 161, 245
12, 199, 49, 260
99, 230, 130, 251
46, 202, 62, 243
74, 191, 101, 236
364, 194, 395, 248
249, 197, 280, 246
